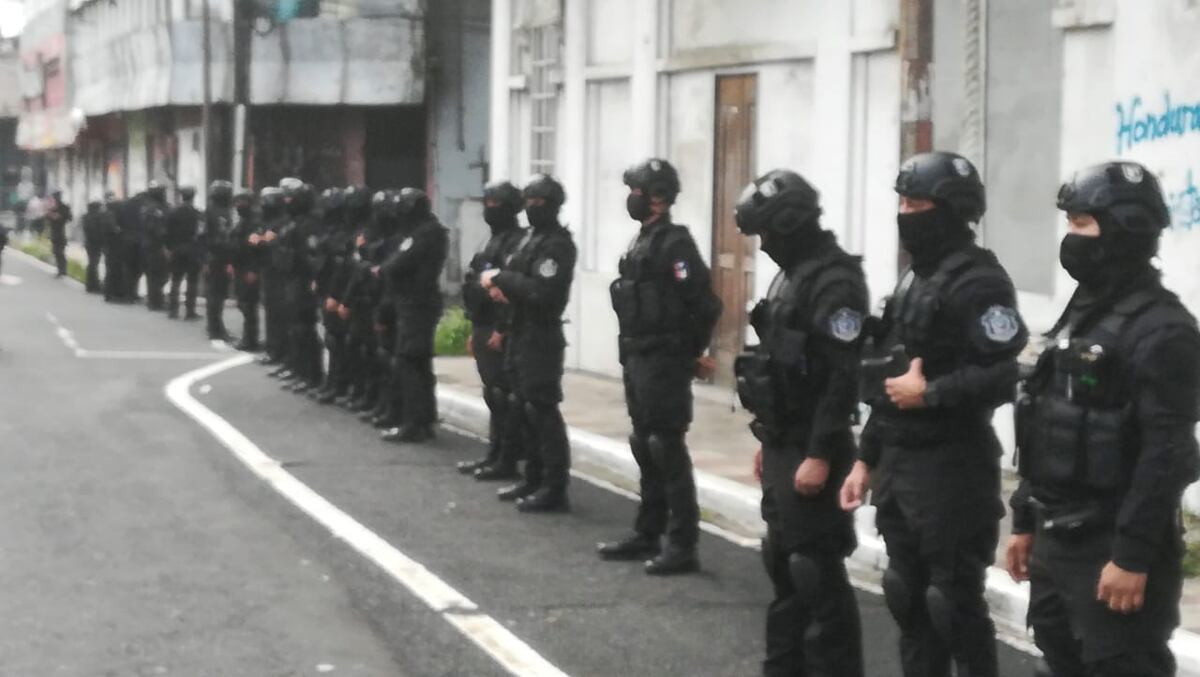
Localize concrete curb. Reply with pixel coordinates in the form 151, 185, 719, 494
437, 384, 1200, 672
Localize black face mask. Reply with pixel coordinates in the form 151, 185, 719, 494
484, 205, 516, 232
1059, 233, 1108, 286
897, 207, 968, 272
526, 203, 558, 230
626, 193, 652, 222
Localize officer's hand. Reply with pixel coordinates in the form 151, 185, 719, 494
355, 233, 366, 248
488, 286, 508, 304
249, 233, 261, 245
263, 230, 277, 242
793, 457, 829, 496
839, 461, 871, 511
371, 265, 381, 278
885, 357, 927, 409
226, 264, 235, 278
324, 297, 339, 313
337, 304, 351, 321
694, 355, 716, 381
487, 330, 504, 352
1096, 561, 1147, 614
310, 281, 317, 293
480, 269, 500, 290
465, 334, 474, 357
373, 323, 386, 335
1005, 534, 1034, 582
753, 447, 762, 483
245, 272, 258, 285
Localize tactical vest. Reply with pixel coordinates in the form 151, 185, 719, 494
610, 224, 690, 352
735, 252, 862, 441
464, 227, 521, 325
507, 226, 569, 328
1016, 292, 1158, 494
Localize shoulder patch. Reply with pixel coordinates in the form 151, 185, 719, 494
538, 258, 559, 278
399, 236, 414, 252
829, 307, 864, 343
672, 260, 689, 281
980, 305, 1020, 343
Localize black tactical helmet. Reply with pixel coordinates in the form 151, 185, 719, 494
623, 158, 681, 203
260, 187, 284, 212
209, 180, 234, 204
233, 189, 254, 208
179, 185, 197, 201
372, 189, 404, 219
483, 180, 524, 213
397, 187, 431, 219
279, 177, 304, 196
1056, 161, 1169, 233
735, 169, 822, 236
146, 180, 167, 202
344, 185, 371, 212
523, 174, 566, 207
894, 151, 986, 223
320, 187, 346, 212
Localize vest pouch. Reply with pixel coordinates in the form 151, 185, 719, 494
1029, 395, 1085, 485
610, 279, 639, 335
1014, 391, 1035, 474
635, 281, 665, 332
768, 328, 808, 373
735, 350, 777, 426
1082, 407, 1127, 491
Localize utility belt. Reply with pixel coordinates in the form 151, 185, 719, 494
619, 332, 686, 356
735, 332, 809, 441
859, 343, 911, 405
1031, 497, 1115, 536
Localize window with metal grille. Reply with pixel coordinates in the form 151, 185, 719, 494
528, 24, 560, 177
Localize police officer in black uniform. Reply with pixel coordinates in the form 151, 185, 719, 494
102, 192, 128, 303
276, 179, 324, 392
46, 190, 72, 279
200, 180, 237, 341
82, 200, 109, 293
480, 174, 577, 513
839, 151, 1028, 677
359, 192, 403, 427
1005, 161, 1200, 677
377, 188, 449, 443
335, 190, 385, 412
231, 189, 261, 351
255, 187, 288, 367
732, 169, 867, 675
140, 184, 170, 311
597, 159, 721, 574
311, 187, 356, 403
116, 189, 146, 301
456, 181, 528, 480
165, 186, 203, 319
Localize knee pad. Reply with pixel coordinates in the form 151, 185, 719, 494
881, 568, 912, 625
646, 434, 666, 464
507, 392, 523, 411
924, 585, 955, 643
787, 553, 822, 608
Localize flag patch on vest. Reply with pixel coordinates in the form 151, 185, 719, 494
673, 260, 689, 281
980, 305, 1020, 342
829, 307, 864, 342
538, 258, 559, 278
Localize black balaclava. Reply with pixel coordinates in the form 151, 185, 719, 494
526, 203, 558, 231
484, 203, 520, 234
897, 203, 974, 276
759, 219, 827, 269
626, 193, 653, 222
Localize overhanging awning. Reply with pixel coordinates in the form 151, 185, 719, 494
16, 109, 79, 150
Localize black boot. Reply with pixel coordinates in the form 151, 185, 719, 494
497, 483, 539, 503
644, 543, 699, 576
381, 425, 435, 443
516, 487, 570, 513
456, 458, 490, 475
597, 533, 661, 561
474, 463, 520, 481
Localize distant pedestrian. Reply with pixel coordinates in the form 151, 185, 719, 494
45, 191, 73, 278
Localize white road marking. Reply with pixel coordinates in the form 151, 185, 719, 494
0, 273, 22, 285
166, 355, 570, 677
44, 310, 222, 361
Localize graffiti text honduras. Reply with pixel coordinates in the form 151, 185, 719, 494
1114, 92, 1200, 155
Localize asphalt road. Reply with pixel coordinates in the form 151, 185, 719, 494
0, 250, 1039, 676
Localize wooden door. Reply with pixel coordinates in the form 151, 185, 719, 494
710, 74, 757, 386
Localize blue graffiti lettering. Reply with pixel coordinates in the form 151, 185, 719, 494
1114, 92, 1200, 155
1168, 169, 1200, 232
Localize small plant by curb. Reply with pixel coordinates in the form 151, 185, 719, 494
435, 306, 471, 357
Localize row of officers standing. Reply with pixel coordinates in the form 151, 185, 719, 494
71, 150, 1199, 677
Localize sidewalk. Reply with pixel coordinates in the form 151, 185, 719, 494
434, 355, 1200, 668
